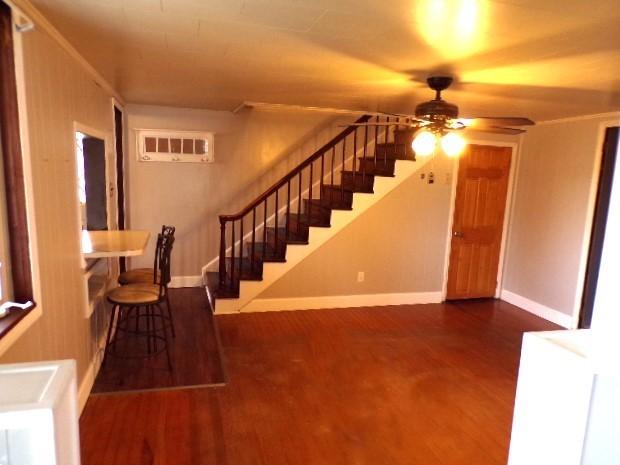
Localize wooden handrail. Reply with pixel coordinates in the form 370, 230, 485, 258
219, 114, 371, 223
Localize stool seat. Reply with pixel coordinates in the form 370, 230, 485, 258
107, 283, 163, 305
118, 268, 159, 285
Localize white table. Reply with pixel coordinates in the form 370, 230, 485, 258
81, 230, 150, 258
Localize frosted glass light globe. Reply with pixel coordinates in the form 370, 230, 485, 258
411, 131, 437, 157
441, 132, 467, 157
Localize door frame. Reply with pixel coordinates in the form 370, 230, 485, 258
572, 117, 620, 325
440, 139, 521, 300
111, 97, 125, 232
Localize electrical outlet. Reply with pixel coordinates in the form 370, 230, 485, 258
357, 271, 365, 283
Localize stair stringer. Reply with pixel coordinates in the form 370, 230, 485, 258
213, 157, 432, 314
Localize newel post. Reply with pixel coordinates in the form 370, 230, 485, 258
219, 217, 226, 287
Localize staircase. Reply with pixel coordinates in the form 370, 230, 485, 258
205, 114, 429, 313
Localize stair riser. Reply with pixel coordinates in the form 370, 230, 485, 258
375, 144, 412, 160
341, 172, 375, 192
225, 261, 263, 281
357, 159, 396, 176
266, 228, 309, 245
320, 187, 353, 207
246, 242, 287, 263
393, 128, 416, 145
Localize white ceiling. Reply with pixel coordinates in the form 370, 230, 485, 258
30, 0, 620, 120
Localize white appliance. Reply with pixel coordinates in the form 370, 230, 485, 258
0, 360, 80, 465
508, 329, 620, 465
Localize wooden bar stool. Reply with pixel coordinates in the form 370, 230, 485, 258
118, 225, 175, 336
103, 234, 175, 370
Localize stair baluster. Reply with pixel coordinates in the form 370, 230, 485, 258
340, 137, 346, 203
219, 219, 226, 287
216, 114, 375, 298
251, 208, 256, 273
286, 180, 291, 242
309, 161, 313, 222
297, 171, 302, 236
262, 199, 267, 263
330, 146, 335, 204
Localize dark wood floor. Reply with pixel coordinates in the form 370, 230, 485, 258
81, 298, 558, 465
92, 288, 225, 393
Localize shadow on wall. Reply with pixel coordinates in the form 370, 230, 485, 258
126, 104, 356, 277
216, 109, 348, 216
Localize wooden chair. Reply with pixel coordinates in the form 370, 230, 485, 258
117, 225, 176, 336
103, 233, 175, 370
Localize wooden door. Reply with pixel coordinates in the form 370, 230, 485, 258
446, 144, 512, 299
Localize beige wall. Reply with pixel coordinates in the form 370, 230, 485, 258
258, 133, 519, 300
125, 104, 352, 277
259, 155, 455, 298
502, 115, 618, 320
0, 25, 116, 385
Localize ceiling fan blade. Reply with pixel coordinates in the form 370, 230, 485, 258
472, 126, 526, 135
461, 117, 535, 127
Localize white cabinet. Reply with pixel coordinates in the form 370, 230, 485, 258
508, 330, 620, 465
0, 360, 80, 465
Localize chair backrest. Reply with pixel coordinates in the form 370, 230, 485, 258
161, 225, 175, 237
155, 233, 174, 298
150, 225, 175, 283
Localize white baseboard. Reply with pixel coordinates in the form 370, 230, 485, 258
239, 291, 443, 313
77, 352, 101, 415
169, 275, 202, 288
500, 290, 576, 329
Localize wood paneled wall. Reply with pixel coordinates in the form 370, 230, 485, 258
0, 25, 117, 386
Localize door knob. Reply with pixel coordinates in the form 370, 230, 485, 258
453, 231, 464, 238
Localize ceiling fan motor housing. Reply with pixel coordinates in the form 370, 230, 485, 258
415, 99, 459, 120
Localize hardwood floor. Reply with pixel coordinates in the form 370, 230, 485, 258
91, 288, 225, 393
81, 298, 559, 465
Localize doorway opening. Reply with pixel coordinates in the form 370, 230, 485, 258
75, 131, 108, 231
579, 127, 619, 328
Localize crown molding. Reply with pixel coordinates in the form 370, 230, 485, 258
537, 111, 620, 126
5, 0, 125, 105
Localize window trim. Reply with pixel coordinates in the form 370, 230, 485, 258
0, 3, 42, 356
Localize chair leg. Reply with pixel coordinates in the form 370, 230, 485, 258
156, 303, 173, 371
165, 288, 175, 338
149, 305, 158, 354
146, 305, 154, 354
102, 304, 119, 367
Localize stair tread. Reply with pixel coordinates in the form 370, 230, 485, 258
304, 198, 352, 211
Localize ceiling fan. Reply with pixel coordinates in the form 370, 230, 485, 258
349, 76, 534, 156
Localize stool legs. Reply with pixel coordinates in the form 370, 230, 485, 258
164, 288, 175, 338
156, 303, 173, 370
102, 302, 173, 371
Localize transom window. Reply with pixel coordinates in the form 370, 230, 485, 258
137, 129, 214, 163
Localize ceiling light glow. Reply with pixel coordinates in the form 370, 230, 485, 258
441, 132, 467, 157
412, 131, 437, 157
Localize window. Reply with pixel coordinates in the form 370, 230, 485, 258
0, 2, 35, 334
137, 129, 214, 163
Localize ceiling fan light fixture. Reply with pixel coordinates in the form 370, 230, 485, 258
412, 130, 437, 157
441, 132, 467, 157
